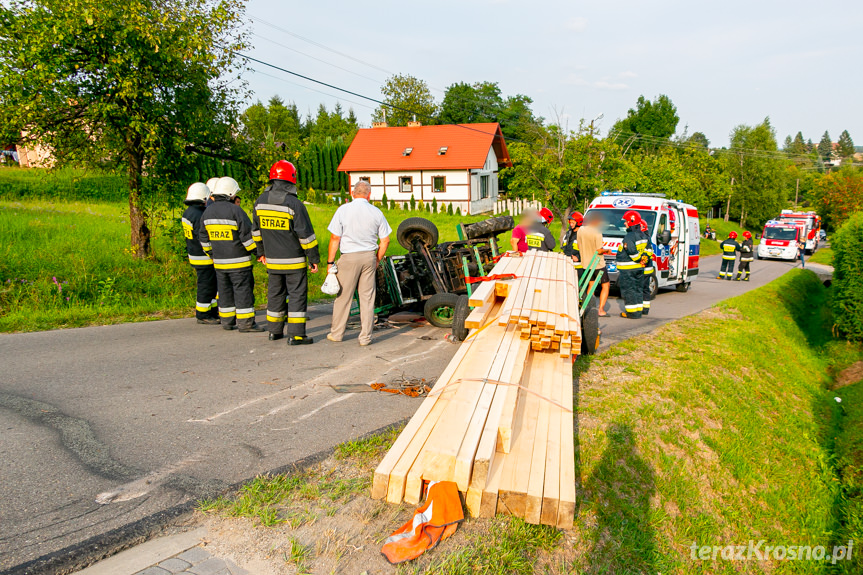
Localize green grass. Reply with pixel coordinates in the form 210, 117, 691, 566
834, 378, 863, 574
334, 423, 404, 464
0, 166, 128, 202
809, 247, 834, 266
699, 217, 762, 256
0, 199, 497, 332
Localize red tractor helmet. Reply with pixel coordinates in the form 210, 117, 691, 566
639, 221, 648, 233
269, 160, 297, 183
729, 231, 739, 239
539, 207, 554, 224
622, 210, 642, 227
568, 211, 584, 226
743, 231, 752, 239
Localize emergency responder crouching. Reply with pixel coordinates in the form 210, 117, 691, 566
562, 211, 583, 274
736, 231, 754, 281
253, 160, 320, 345
719, 231, 740, 280
199, 177, 265, 332
639, 220, 655, 315
525, 207, 556, 252
617, 210, 647, 319
182, 182, 219, 324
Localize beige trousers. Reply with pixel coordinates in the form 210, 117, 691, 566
330, 251, 377, 344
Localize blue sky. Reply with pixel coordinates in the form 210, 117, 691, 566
242, 0, 861, 147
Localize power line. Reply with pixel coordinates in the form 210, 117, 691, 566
246, 65, 374, 111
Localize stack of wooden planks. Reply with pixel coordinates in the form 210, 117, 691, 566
372, 251, 577, 529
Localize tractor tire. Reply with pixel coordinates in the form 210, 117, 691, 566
675, 281, 691, 293
424, 293, 460, 328
462, 216, 515, 239
580, 297, 600, 356
397, 217, 439, 251
451, 295, 470, 341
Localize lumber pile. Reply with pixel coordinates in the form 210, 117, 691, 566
372, 251, 577, 528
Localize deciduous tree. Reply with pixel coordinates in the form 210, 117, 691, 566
372, 74, 437, 126
611, 94, 680, 152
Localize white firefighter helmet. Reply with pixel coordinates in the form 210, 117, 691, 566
213, 177, 240, 199
185, 182, 210, 204
205, 177, 221, 192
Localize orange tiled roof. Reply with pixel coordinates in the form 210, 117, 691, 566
337, 122, 511, 172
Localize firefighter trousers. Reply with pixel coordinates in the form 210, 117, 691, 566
719, 258, 735, 279
737, 260, 751, 281
193, 265, 218, 320
641, 267, 654, 315
619, 268, 643, 318
215, 268, 256, 329
266, 270, 308, 337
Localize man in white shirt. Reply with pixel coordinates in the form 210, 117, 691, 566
326, 180, 392, 345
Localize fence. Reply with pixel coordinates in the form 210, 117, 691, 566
493, 198, 542, 216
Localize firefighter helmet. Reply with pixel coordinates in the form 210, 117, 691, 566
205, 177, 221, 192
639, 221, 648, 233
185, 182, 209, 204
213, 177, 240, 199
539, 207, 554, 224
729, 231, 739, 239
568, 211, 584, 226
743, 231, 752, 239
269, 160, 297, 183
622, 210, 642, 227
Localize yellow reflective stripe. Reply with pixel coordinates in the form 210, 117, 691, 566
214, 261, 253, 270
256, 210, 294, 219
266, 262, 306, 270
189, 259, 214, 266
302, 240, 318, 250
182, 222, 194, 240
617, 262, 642, 269
287, 317, 306, 323
236, 311, 255, 319
219, 311, 236, 318
267, 316, 286, 322
245, 243, 257, 252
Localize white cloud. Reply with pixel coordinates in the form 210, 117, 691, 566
619, 70, 638, 79
562, 75, 630, 91
565, 17, 588, 32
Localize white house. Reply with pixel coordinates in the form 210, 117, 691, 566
337, 121, 512, 215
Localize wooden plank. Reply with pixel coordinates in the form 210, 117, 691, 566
500, 253, 535, 326
540, 360, 563, 525
465, 295, 498, 329
495, 357, 531, 516
468, 256, 512, 308
528, 256, 546, 326
525, 352, 555, 524
557, 356, 577, 529
479, 444, 505, 518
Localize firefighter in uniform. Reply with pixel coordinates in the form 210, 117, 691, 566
719, 231, 740, 280
562, 211, 583, 275
736, 231, 754, 281
198, 177, 264, 332
639, 220, 655, 316
181, 182, 219, 324
617, 210, 647, 319
252, 161, 320, 345
525, 207, 556, 252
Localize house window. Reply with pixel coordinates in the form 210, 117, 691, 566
432, 176, 446, 193
358, 177, 371, 184
480, 175, 489, 199
400, 176, 412, 194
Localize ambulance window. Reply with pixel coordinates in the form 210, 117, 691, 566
658, 214, 668, 234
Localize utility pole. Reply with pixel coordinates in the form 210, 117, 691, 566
794, 178, 799, 207
725, 177, 734, 222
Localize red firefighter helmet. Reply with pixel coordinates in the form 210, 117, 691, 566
269, 160, 297, 183
622, 210, 642, 227
729, 231, 739, 239
639, 221, 648, 233
568, 211, 584, 226
743, 231, 752, 239
539, 207, 554, 224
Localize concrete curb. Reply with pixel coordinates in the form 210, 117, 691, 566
1, 418, 409, 575
73, 528, 207, 575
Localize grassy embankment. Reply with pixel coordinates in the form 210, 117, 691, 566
194, 269, 863, 574
810, 248, 834, 265
699, 217, 762, 257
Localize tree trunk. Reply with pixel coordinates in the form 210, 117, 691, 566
128, 149, 151, 258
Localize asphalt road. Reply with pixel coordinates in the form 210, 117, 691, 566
0, 254, 806, 571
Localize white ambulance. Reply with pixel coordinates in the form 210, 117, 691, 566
584, 192, 701, 297
756, 220, 803, 261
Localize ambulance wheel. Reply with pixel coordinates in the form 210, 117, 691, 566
580, 298, 600, 356
397, 218, 439, 251
675, 282, 691, 293
451, 295, 470, 341
647, 274, 659, 299
424, 293, 459, 328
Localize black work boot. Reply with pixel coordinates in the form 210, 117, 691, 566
239, 323, 266, 333
197, 318, 220, 325
288, 335, 314, 346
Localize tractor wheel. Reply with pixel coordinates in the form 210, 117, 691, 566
397, 217, 439, 251
424, 293, 460, 328
463, 216, 515, 239
451, 295, 471, 341
580, 297, 600, 356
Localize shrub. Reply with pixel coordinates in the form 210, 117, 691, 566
432, 197, 438, 214
455, 206, 462, 216
381, 190, 388, 209
831, 211, 863, 341
390, 200, 396, 210
409, 194, 416, 211
447, 203, 453, 215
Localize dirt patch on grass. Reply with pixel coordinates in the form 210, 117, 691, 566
835, 361, 863, 389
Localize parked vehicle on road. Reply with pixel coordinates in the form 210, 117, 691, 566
819, 229, 827, 242
777, 210, 821, 254
584, 191, 700, 297
757, 220, 804, 260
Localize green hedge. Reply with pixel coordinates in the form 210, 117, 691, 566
0, 167, 128, 202
832, 212, 863, 341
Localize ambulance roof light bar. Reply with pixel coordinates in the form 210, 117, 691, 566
601, 190, 667, 198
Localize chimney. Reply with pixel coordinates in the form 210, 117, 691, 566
372, 122, 388, 128
407, 121, 422, 128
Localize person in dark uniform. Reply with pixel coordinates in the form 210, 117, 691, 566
562, 211, 583, 275
719, 231, 740, 280
736, 231, 754, 281
525, 207, 556, 252
198, 177, 264, 332
617, 210, 646, 319
181, 182, 219, 324
638, 220, 655, 315
252, 160, 320, 345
